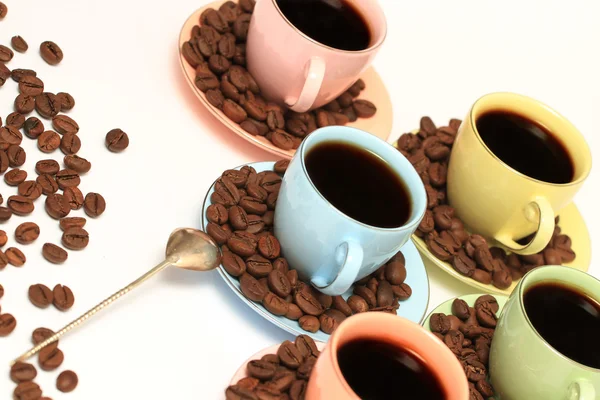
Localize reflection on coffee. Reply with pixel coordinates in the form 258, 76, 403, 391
476, 111, 574, 184
276, 0, 371, 51
305, 141, 411, 228
524, 282, 600, 368
338, 339, 446, 400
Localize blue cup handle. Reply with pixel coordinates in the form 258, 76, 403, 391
311, 241, 364, 296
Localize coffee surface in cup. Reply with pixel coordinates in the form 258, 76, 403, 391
524, 282, 600, 368
476, 111, 573, 184
338, 339, 446, 399
276, 0, 371, 51
305, 141, 411, 228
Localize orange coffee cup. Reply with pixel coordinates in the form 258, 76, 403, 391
306, 313, 468, 399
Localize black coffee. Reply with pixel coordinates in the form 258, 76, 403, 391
338, 339, 446, 400
476, 111, 574, 184
524, 282, 600, 368
305, 141, 411, 228
276, 0, 371, 51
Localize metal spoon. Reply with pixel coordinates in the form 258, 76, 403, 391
11, 228, 221, 366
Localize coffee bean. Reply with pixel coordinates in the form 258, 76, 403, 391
0, 2, 6, 18
0, 44, 14, 62
206, 222, 230, 245
15, 222, 40, 244
62, 227, 89, 250
376, 280, 394, 307
430, 313, 451, 334
223, 99, 247, 123
492, 268, 512, 289
1, 125, 23, 145
207, 203, 228, 224
4, 168, 27, 186
59, 216, 86, 231
264, 292, 289, 316
0, 62, 9, 86
268, 269, 292, 298
353, 285, 376, 308
38, 130, 60, 152
64, 187, 84, 210
14, 382, 43, 400
39, 346, 64, 371
42, 243, 68, 264
55, 169, 80, 190
206, 88, 225, 108
228, 205, 248, 230
56, 92, 75, 110
10, 362, 37, 383
28, 284, 53, 308
0, 313, 16, 336
59, 133, 81, 155
35, 92, 61, 118
182, 40, 204, 68
345, 294, 367, 314
472, 269, 492, 284
32, 327, 57, 348
239, 196, 267, 215
6, 112, 25, 129
427, 235, 455, 261
52, 114, 79, 134
294, 290, 324, 316
271, 130, 294, 150
231, 12, 250, 40
0, 152, 7, 174
246, 254, 272, 278
258, 234, 280, 259
37, 174, 59, 195
14, 94, 35, 114
452, 298, 471, 320
11, 68, 36, 82
6, 247, 26, 266
278, 340, 304, 369
474, 295, 499, 313
105, 128, 129, 152
195, 62, 219, 92
19, 75, 44, 95
240, 272, 267, 302
64, 154, 91, 173
221, 251, 246, 277
285, 303, 304, 321
8, 195, 33, 215
7, 144, 26, 167
0, 206, 12, 222
57, 370, 78, 393
24, 117, 45, 139
247, 359, 276, 380
53, 284, 75, 311
352, 99, 376, 118
452, 249, 475, 276
40, 41, 64, 65
46, 193, 70, 219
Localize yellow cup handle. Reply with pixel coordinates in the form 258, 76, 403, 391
496, 197, 554, 256
569, 379, 595, 400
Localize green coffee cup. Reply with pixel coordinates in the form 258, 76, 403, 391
490, 265, 600, 399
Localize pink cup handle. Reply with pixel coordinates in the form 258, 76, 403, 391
285, 56, 325, 113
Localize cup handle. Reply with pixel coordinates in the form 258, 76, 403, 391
284, 56, 325, 113
311, 241, 363, 296
496, 197, 555, 255
569, 379, 596, 400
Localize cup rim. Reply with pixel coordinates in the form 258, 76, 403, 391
327, 313, 468, 398
270, 0, 387, 54
298, 126, 427, 232
469, 92, 592, 187
518, 265, 600, 372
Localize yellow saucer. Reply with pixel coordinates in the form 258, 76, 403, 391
178, 0, 394, 160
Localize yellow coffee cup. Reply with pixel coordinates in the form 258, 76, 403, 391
447, 93, 591, 255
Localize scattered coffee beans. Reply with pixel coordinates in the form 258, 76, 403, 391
13, 382, 42, 400
59, 216, 86, 231
207, 164, 413, 334
226, 335, 319, 400
15, 222, 40, 244
183, 0, 377, 152
62, 227, 89, 250
0, 2, 7, 18
38, 345, 64, 371
83, 192, 106, 217
10, 362, 37, 383
28, 284, 53, 308
430, 295, 499, 399
6, 247, 26, 266
399, 117, 577, 289
32, 327, 55, 345
57, 370, 78, 393
0, 313, 17, 336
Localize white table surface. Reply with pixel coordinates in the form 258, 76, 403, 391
0, 0, 598, 398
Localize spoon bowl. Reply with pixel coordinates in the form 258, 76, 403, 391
166, 228, 222, 271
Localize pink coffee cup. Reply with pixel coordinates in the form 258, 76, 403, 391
306, 313, 469, 399
246, 0, 387, 112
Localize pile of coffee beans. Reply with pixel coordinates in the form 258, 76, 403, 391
182, 0, 377, 151
206, 162, 413, 335
226, 334, 320, 400
10, 329, 78, 397
396, 117, 576, 289
429, 295, 499, 399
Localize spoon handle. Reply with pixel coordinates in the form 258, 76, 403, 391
11, 259, 172, 366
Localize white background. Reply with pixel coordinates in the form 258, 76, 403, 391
0, 0, 598, 398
